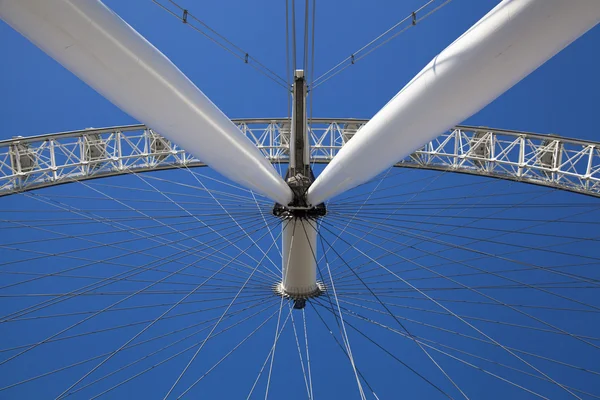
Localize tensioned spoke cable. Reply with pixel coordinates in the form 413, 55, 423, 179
29, 190, 272, 208
289, 307, 311, 400
174, 306, 281, 399
264, 296, 286, 400
315, 222, 583, 399
312, 0, 452, 89
342, 302, 600, 398
323, 220, 600, 350
1, 294, 272, 356
311, 221, 469, 399
55, 219, 286, 399
339, 297, 600, 343
0, 218, 276, 325
182, 165, 282, 275
311, 299, 452, 399
81, 300, 278, 399
246, 305, 294, 400
4, 222, 274, 370
72, 183, 279, 276
302, 308, 314, 400
333, 202, 600, 210
161, 219, 290, 399
328, 211, 597, 243
0, 269, 260, 295
308, 226, 366, 399
329, 185, 538, 207
82, 299, 279, 399
308, 301, 386, 400
397, 233, 600, 286
303, 0, 309, 72
89, 179, 274, 206
22, 190, 274, 278
252, 189, 283, 258
318, 167, 395, 265
1, 299, 277, 393
347, 188, 600, 279
326, 209, 600, 225
0, 212, 257, 247
340, 291, 600, 314
329, 212, 600, 267
331, 207, 600, 287
328, 168, 444, 205
324, 170, 457, 276
308, 0, 316, 134
151, 0, 289, 90
0, 213, 271, 229
324, 213, 600, 289
0, 213, 268, 282
288, 304, 312, 400
321, 217, 600, 313
4, 292, 272, 326
0, 213, 268, 279
0, 215, 275, 299
122, 171, 281, 279
328, 223, 600, 309
138, 172, 277, 205
328, 175, 511, 280
339, 297, 600, 378
336, 304, 551, 399
329, 174, 523, 206
285, 0, 291, 115
182, 167, 273, 200
294, 219, 361, 389
291, 0, 297, 71
332, 284, 600, 294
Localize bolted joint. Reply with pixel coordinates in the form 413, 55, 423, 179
287, 173, 311, 208
272, 172, 326, 219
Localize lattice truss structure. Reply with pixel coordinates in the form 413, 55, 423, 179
1, 118, 599, 197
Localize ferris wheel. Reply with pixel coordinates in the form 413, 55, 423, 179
1, 0, 600, 398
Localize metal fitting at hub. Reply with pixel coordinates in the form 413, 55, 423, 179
274, 281, 326, 309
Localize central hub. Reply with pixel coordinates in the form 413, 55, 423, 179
272, 173, 326, 219
272, 173, 326, 309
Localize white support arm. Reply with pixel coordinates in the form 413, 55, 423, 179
0, 0, 293, 205
307, 0, 600, 206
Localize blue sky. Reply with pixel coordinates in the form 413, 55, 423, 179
1, 0, 599, 137
1, 1, 600, 399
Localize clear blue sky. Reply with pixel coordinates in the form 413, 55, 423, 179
1, 0, 599, 137
1, 1, 600, 399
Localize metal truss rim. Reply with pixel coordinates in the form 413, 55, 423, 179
1, 119, 599, 198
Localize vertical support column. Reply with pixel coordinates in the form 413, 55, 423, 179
279, 218, 320, 299
276, 70, 324, 308
290, 70, 309, 178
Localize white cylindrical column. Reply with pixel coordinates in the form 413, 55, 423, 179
279, 218, 320, 298
307, 0, 600, 206
0, 0, 293, 205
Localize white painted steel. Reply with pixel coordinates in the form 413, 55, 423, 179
307, 0, 600, 206
0, 0, 293, 205
281, 219, 319, 297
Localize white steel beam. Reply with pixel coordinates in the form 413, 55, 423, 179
307, 0, 600, 206
0, 0, 293, 205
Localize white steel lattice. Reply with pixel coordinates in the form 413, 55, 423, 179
1, 119, 599, 197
